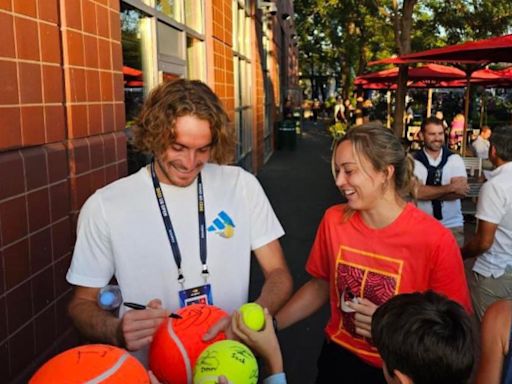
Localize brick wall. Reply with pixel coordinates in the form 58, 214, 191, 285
0, 0, 297, 381
0, 1, 125, 382
211, 0, 236, 138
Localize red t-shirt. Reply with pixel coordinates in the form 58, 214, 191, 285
306, 203, 472, 367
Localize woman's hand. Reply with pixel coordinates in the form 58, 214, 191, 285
346, 297, 378, 338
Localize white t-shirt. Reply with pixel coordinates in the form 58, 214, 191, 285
473, 162, 512, 277
66, 164, 284, 364
414, 149, 467, 228
472, 136, 490, 159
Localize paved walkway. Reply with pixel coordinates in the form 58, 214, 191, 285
250, 119, 341, 383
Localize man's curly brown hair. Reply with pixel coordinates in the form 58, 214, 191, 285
132, 79, 235, 164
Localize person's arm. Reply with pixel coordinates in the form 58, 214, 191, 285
68, 286, 169, 351
461, 219, 498, 259
415, 176, 468, 201
475, 300, 511, 384
232, 308, 284, 377
203, 240, 292, 341
275, 277, 329, 330
253, 239, 293, 315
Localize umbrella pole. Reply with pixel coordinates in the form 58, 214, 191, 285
387, 89, 391, 128
462, 73, 471, 156
427, 88, 433, 117
479, 93, 484, 128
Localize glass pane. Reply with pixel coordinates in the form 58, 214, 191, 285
120, 3, 153, 174
186, 36, 205, 80
156, 0, 182, 22
121, 4, 150, 124
244, 15, 250, 58
237, 8, 244, 54
157, 21, 184, 59
235, 110, 241, 159
243, 108, 252, 153
245, 60, 251, 106
184, 0, 203, 33
234, 56, 240, 108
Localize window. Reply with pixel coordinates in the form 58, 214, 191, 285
232, 1, 253, 170
121, 0, 206, 173
157, 21, 186, 79
121, 4, 154, 123
187, 36, 205, 80
184, 0, 203, 33
121, 3, 156, 174
157, 21, 185, 59
156, 0, 183, 22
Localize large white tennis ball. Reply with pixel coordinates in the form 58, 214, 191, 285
239, 302, 265, 331
193, 340, 258, 384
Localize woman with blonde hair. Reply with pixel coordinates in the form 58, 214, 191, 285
275, 122, 472, 383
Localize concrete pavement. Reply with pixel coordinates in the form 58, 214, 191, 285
250, 119, 341, 383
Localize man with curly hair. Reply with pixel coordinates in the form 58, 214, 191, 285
66, 79, 293, 366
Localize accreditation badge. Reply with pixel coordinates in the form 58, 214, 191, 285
179, 284, 213, 308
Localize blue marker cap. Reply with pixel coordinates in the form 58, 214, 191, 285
100, 291, 115, 306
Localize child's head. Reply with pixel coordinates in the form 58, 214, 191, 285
372, 291, 475, 384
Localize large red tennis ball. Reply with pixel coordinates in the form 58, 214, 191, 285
149, 304, 228, 384
29, 344, 149, 383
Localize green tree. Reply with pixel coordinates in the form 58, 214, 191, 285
390, 0, 417, 137
294, 0, 512, 131
427, 0, 512, 43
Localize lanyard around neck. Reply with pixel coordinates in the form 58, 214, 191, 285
150, 161, 208, 284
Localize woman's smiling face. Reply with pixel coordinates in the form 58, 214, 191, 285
333, 140, 388, 211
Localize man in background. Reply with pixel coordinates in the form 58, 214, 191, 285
462, 125, 512, 320
472, 125, 492, 160
414, 116, 469, 246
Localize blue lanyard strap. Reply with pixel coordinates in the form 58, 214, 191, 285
150, 161, 208, 284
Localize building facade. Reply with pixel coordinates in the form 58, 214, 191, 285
0, 0, 298, 381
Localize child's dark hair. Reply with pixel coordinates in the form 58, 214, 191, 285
372, 291, 475, 384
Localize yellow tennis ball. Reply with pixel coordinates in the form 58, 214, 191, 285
239, 302, 265, 331
193, 340, 258, 384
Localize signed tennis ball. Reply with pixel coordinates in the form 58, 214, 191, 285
149, 304, 228, 384
193, 340, 258, 384
30, 344, 149, 383
239, 302, 265, 331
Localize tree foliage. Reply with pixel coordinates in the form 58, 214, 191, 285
426, 0, 512, 44
295, 0, 512, 132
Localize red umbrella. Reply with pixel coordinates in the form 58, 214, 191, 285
123, 65, 143, 77
356, 66, 500, 85
368, 35, 512, 153
355, 64, 500, 128
356, 64, 467, 84
370, 34, 512, 65
358, 80, 431, 90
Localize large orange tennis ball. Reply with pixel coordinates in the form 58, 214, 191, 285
149, 304, 228, 384
29, 344, 149, 383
